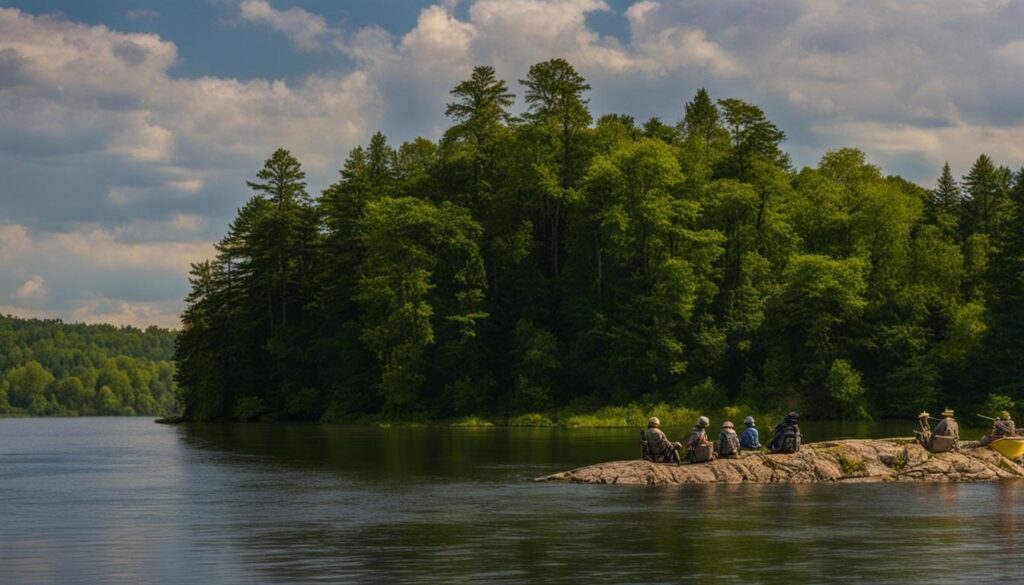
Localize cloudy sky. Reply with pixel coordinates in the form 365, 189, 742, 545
2, 0, 1023, 328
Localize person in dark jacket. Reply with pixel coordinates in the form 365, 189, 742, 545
768, 411, 801, 453
980, 411, 1015, 446
642, 416, 682, 463
740, 416, 761, 451
718, 421, 740, 457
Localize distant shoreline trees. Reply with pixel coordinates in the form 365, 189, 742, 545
174, 59, 1024, 423
0, 316, 177, 416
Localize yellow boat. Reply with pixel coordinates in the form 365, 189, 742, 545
989, 437, 1024, 459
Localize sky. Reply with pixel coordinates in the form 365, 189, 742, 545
2, 0, 1024, 329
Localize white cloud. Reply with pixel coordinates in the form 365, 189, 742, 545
400, 5, 476, 72
49, 229, 213, 273
70, 296, 182, 329
0, 224, 30, 261
817, 119, 1024, 174
0, 304, 59, 320
108, 120, 175, 163
0, 296, 182, 328
624, 1, 742, 77
238, 0, 339, 51
0, 6, 378, 181
994, 39, 1024, 68
168, 178, 204, 193
0, 222, 211, 327
14, 276, 48, 303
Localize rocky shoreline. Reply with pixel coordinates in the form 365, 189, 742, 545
536, 438, 1024, 484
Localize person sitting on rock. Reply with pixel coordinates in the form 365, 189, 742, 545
924, 408, 959, 452
686, 416, 714, 463
932, 408, 959, 440
914, 411, 932, 447
980, 411, 1015, 446
740, 416, 761, 451
642, 416, 682, 464
768, 411, 801, 453
717, 421, 740, 458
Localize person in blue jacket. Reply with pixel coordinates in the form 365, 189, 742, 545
739, 415, 761, 451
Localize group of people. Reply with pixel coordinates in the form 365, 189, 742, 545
915, 408, 1017, 452
644, 407, 1019, 464
642, 412, 802, 465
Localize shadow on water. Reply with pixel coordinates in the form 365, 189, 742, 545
172, 419, 992, 477
161, 421, 1020, 584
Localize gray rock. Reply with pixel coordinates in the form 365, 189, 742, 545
535, 439, 1024, 484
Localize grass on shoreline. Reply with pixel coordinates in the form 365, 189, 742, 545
358, 403, 781, 429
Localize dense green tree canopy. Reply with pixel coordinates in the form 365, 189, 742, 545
0, 315, 176, 416
174, 60, 1024, 423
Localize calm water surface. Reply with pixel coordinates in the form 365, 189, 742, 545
1, 418, 1021, 584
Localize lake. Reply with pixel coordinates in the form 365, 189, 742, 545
1, 417, 1021, 584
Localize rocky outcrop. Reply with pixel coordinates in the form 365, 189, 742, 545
536, 439, 1024, 484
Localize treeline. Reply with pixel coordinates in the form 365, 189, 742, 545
0, 315, 177, 416
175, 59, 1024, 422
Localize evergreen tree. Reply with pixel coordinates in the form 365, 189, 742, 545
681, 88, 727, 150
519, 58, 592, 186
520, 58, 592, 276
961, 154, 1011, 238
716, 98, 789, 179
244, 148, 317, 330
444, 66, 514, 201
927, 161, 961, 239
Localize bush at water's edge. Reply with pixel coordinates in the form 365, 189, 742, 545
319, 402, 782, 429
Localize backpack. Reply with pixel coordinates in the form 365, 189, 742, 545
778, 424, 801, 453
719, 432, 739, 457
690, 442, 714, 463
687, 427, 714, 462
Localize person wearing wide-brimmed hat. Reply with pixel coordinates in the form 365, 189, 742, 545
914, 411, 932, 447
932, 408, 959, 440
642, 416, 683, 464
980, 411, 1015, 446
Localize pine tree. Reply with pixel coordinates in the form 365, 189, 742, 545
927, 161, 960, 239
444, 66, 515, 204
519, 58, 592, 189
716, 98, 789, 178
681, 88, 726, 148
961, 154, 1011, 238
519, 58, 592, 276
445, 66, 515, 145
244, 148, 316, 329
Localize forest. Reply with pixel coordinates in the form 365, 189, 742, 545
0, 315, 177, 416
174, 59, 1024, 423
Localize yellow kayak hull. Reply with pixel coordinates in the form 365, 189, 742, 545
989, 437, 1024, 459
